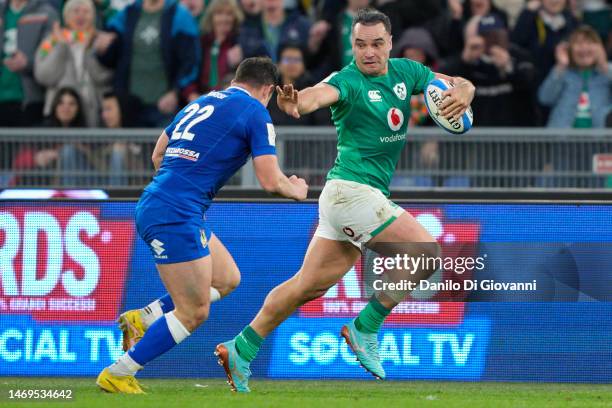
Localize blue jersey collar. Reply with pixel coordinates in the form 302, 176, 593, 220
227, 86, 252, 97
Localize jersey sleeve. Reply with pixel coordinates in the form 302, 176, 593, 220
245, 104, 277, 157
321, 70, 352, 104
164, 107, 184, 137
402, 59, 435, 95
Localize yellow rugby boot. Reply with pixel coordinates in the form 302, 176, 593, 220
118, 310, 146, 351
96, 368, 145, 394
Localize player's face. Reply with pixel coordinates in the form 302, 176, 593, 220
352, 22, 392, 76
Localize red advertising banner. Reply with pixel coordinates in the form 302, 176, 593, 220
0, 205, 134, 321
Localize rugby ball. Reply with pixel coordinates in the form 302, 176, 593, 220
424, 78, 473, 134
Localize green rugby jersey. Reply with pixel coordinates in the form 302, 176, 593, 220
323, 58, 435, 196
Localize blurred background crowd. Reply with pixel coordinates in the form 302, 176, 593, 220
1, 0, 610, 130
1, 0, 611, 188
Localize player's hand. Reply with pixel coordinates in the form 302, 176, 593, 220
276, 84, 300, 119
440, 77, 475, 121
289, 175, 308, 201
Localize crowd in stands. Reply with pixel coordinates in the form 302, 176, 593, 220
0, 0, 610, 130
1, 0, 611, 187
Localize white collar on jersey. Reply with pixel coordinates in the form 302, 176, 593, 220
227, 86, 252, 97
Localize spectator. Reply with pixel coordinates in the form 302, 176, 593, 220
45, 87, 87, 127
51, 88, 91, 186
101, 91, 148, 185
428, 0, 508, 61
307, 0, 368, 80
539, 25, 610, 128
35, 0, 112, 127
240, 0, 261, 17
181, 0, 206, 25
0, 0, 59, 127
192, 0, 244, 98
394, 28, 440, 127
442, 15, 537, 126
441, 15, 537, 187
375, 0, 445, 38
238, 0, 311, 62
512, 0, 579, 86
538, 26, 610, 187
9, 87, 81, 185
268, 43, 331, 126
96, 0, 200, 127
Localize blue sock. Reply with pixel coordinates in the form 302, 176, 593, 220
158, 293, 174, 313
128, 313, 189, 366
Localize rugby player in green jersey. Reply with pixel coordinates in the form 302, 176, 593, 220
216, 8, 475, 392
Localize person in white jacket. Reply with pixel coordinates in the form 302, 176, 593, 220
34, 0, 112, 127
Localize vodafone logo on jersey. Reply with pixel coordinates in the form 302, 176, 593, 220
300, 208, 481, 326
0, 205, 134, 321
387, 107, 404, 131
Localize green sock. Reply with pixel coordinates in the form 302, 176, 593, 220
354, 296, 391, 334
234, 325, 264, 362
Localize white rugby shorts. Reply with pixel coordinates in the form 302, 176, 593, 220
314, 179, 404, 245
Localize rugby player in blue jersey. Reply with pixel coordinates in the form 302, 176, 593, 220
96, 57, 308, 394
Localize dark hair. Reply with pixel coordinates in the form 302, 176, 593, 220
352, 8, 392, 35
277, 42, 305, 61
102, 91, 142, 128
234, 57, 280, 87
48, 87, 86, 128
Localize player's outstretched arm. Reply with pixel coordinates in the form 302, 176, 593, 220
253, 154, 308, 201
434, 73, 476, 121
276, 83, 339, 119
151, 131, 169, 171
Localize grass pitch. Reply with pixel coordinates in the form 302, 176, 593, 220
0, 377, 610, 408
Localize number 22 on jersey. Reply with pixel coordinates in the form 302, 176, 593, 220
171, 103, 215, 141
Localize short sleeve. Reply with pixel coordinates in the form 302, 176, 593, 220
164, 105, 187, 137
321, 71, 350, 103
246, 104, 277, 157
403, 59, 435, 95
